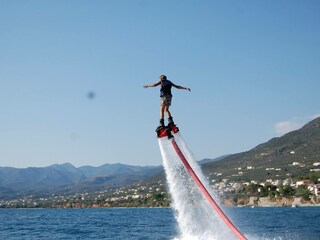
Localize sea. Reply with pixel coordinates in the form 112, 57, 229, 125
0, 207, 319, 240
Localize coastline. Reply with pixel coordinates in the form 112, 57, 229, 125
224, 196, 320, 207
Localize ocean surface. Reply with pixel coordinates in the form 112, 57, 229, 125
0, 207, 319, 240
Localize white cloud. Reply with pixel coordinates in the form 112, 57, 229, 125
308, 113, 320, 120
274, 113, 320, 136
274, 121, 302, 136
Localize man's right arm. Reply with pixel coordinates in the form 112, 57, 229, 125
143, 81, 161, 88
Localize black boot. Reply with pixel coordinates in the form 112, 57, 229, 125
168, 116, 174, 127
156, 119, 165, 131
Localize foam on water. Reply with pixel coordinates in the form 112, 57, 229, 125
158, 132, 238, 240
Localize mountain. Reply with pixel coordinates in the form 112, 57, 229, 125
198, 155, 231, 164
79, 163, 159, 178
201, 116, 320, 181
2, 116, 320, 200
0, 163, 85, 189
0, 163, 162, 200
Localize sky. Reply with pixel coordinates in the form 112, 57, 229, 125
1, 0, 319, 168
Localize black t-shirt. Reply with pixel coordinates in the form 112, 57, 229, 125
160, 80, 173, 97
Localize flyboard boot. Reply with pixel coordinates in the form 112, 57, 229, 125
156, 116, 179, 139
167, 116, 175, 129
156, 119, 165, 132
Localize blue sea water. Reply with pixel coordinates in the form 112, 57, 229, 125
0, 207, 319, 240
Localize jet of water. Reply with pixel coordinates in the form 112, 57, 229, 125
158, 133, 238, 240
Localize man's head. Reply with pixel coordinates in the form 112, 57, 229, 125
159, 75, 167, 81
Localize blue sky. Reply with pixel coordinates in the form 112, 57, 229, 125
1, 1, 319, 168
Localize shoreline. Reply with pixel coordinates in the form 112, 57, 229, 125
224, 196, 320, 208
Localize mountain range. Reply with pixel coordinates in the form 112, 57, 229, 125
0, 163, 162, 199
1, 116, 320, 200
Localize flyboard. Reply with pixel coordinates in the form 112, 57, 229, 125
157, 124, 247, 240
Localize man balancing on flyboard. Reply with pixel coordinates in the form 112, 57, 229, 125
143, 75, 191, 133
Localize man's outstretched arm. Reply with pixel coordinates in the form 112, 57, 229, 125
172, 83, 191, 91
143, 81, 161, 88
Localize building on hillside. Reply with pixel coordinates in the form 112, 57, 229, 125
274, 180, 283, 186
296, 180, 315, 186
315, 184, 320, 196
265, 179, 273, 184
310, 169, 320, 172
283, 179, 293, 186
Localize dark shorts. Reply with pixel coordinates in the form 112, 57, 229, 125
160, 95, 172, 107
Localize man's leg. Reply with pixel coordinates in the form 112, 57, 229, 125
158, 105, 165, 128
160, 105, 165, 119
165, 106, 174, 126
164, 105, 171, 118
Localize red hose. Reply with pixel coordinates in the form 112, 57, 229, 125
171, 138, 247, 240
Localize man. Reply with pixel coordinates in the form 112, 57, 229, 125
143, 75, 191, 130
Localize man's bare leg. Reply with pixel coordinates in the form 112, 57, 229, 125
165, 106, 174, 126
164, 105, 171, 118
158, 105, 165, 128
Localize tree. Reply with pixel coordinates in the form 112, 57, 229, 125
307, 173, 320, 184
279, 185, 296, 197
246, 184, 260, 196
295, 186, 312, 201
258, 186, 269, 197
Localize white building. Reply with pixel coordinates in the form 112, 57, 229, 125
315, 184, 320, 196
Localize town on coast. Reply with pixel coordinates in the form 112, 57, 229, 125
1, 171, 320, 208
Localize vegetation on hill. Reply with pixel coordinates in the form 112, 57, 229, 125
201, 117, 320, 183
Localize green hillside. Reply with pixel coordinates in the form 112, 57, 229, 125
202, 117, 320, 182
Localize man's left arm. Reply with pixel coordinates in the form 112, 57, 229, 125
173, 83, 191, 91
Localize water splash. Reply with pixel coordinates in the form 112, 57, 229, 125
158, 133, 237, 240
